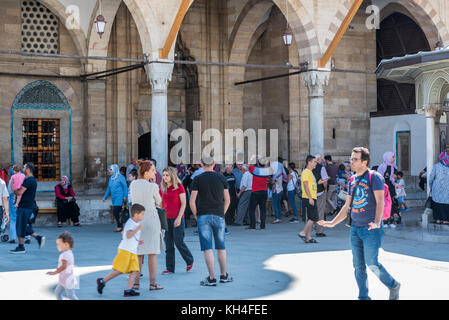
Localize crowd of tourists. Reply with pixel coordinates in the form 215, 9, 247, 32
2, 149, 449, 300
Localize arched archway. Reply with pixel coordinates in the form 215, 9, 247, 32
227, 0, 320, 134
376, 12, 431, 116
11, 80, 72, 187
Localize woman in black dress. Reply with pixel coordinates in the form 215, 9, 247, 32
55, 176, 80, 227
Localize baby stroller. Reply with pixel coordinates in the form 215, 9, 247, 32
0, 207, 9, 242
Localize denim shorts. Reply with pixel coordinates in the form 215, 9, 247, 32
16, 207, 34, 238
397, 196, 404, 204
197, 215, 226, 251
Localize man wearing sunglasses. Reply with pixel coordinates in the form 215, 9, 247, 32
317, 147, 400, 300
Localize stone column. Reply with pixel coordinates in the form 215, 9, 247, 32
417, 104, 440, 227
85, 79, 107, 191
144, 58, 174, 173
302, 70, 330, 156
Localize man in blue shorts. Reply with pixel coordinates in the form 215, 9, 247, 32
190, 156, 232, 286
10, 163, 45, 254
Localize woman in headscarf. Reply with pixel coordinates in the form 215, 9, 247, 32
378, 152, 398, 184
55, 176, 80, 227
103, 164, 128, 232
429, 152, 449, 224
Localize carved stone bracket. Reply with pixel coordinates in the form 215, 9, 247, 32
301, 70, 331, 97
144, 54, 174, 94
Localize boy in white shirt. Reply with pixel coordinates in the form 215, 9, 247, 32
96, 203, 145, 297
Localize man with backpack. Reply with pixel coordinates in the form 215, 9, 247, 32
317, 147, 401, 300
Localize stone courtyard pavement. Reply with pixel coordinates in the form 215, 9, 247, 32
1, 215, 449, 300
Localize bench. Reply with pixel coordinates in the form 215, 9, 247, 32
38, 207, 71, 224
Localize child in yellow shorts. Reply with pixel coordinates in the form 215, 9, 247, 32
96, 203, 145, 297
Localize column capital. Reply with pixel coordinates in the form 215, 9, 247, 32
301, 69, 331, 97
417, 104, 441, 118
144, 56, 174, 93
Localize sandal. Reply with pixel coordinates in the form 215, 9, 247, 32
114, 228, 123, 232
133, 283, 140, 290
298, 233, 307, 241
149, 283, 164, 291
73, 223, 81, 227
305, 238, 319, 244
57, 222, 62, 228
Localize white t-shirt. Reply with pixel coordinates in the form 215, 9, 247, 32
118, 218, 141, 254
395, 178, 406, 197
58, 250, 78, 289
287, 171, 298, 191
0, 179, 9, 204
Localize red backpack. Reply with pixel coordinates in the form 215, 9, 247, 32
350, 171, 392, 221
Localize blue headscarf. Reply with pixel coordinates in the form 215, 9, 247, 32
109, 164, 120, 181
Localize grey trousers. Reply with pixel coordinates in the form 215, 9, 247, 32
326, 184, 337, 213
235, 190, 252, 225
315, 192, 327, 234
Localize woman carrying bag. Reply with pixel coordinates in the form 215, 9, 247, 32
159, 167, 194, 274
103, 165, 128, 232
55, 176, 80, 227
130, 160, 164, 291
429, 152, 449, 225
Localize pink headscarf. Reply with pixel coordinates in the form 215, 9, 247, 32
60, 176, 70, 190
378, 151, 397, 183
440, 152, 449, 168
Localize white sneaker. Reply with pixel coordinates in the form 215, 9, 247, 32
390, 224, 396, 229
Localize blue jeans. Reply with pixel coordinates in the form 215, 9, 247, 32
287, 191, 298, 218
350, 226, 397, 300
272, 191, 283, 220
197, 215, 226, 251
8, 196, 17, 240
164, 218, 194, 272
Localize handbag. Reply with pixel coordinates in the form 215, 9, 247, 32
157, 207, 168, 231
425, 196, 433, 209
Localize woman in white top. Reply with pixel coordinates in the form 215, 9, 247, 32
287, 163, 299, 222
130, 160, 164, 291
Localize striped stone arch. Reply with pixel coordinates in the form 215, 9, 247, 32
322, 0, 449, 56
322, 0, 353, 49
87, 0, 160, 70
37, 0, 88, 56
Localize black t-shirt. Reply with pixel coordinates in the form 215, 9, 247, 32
18, 176, 37, 210
191, 171, 228, 218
